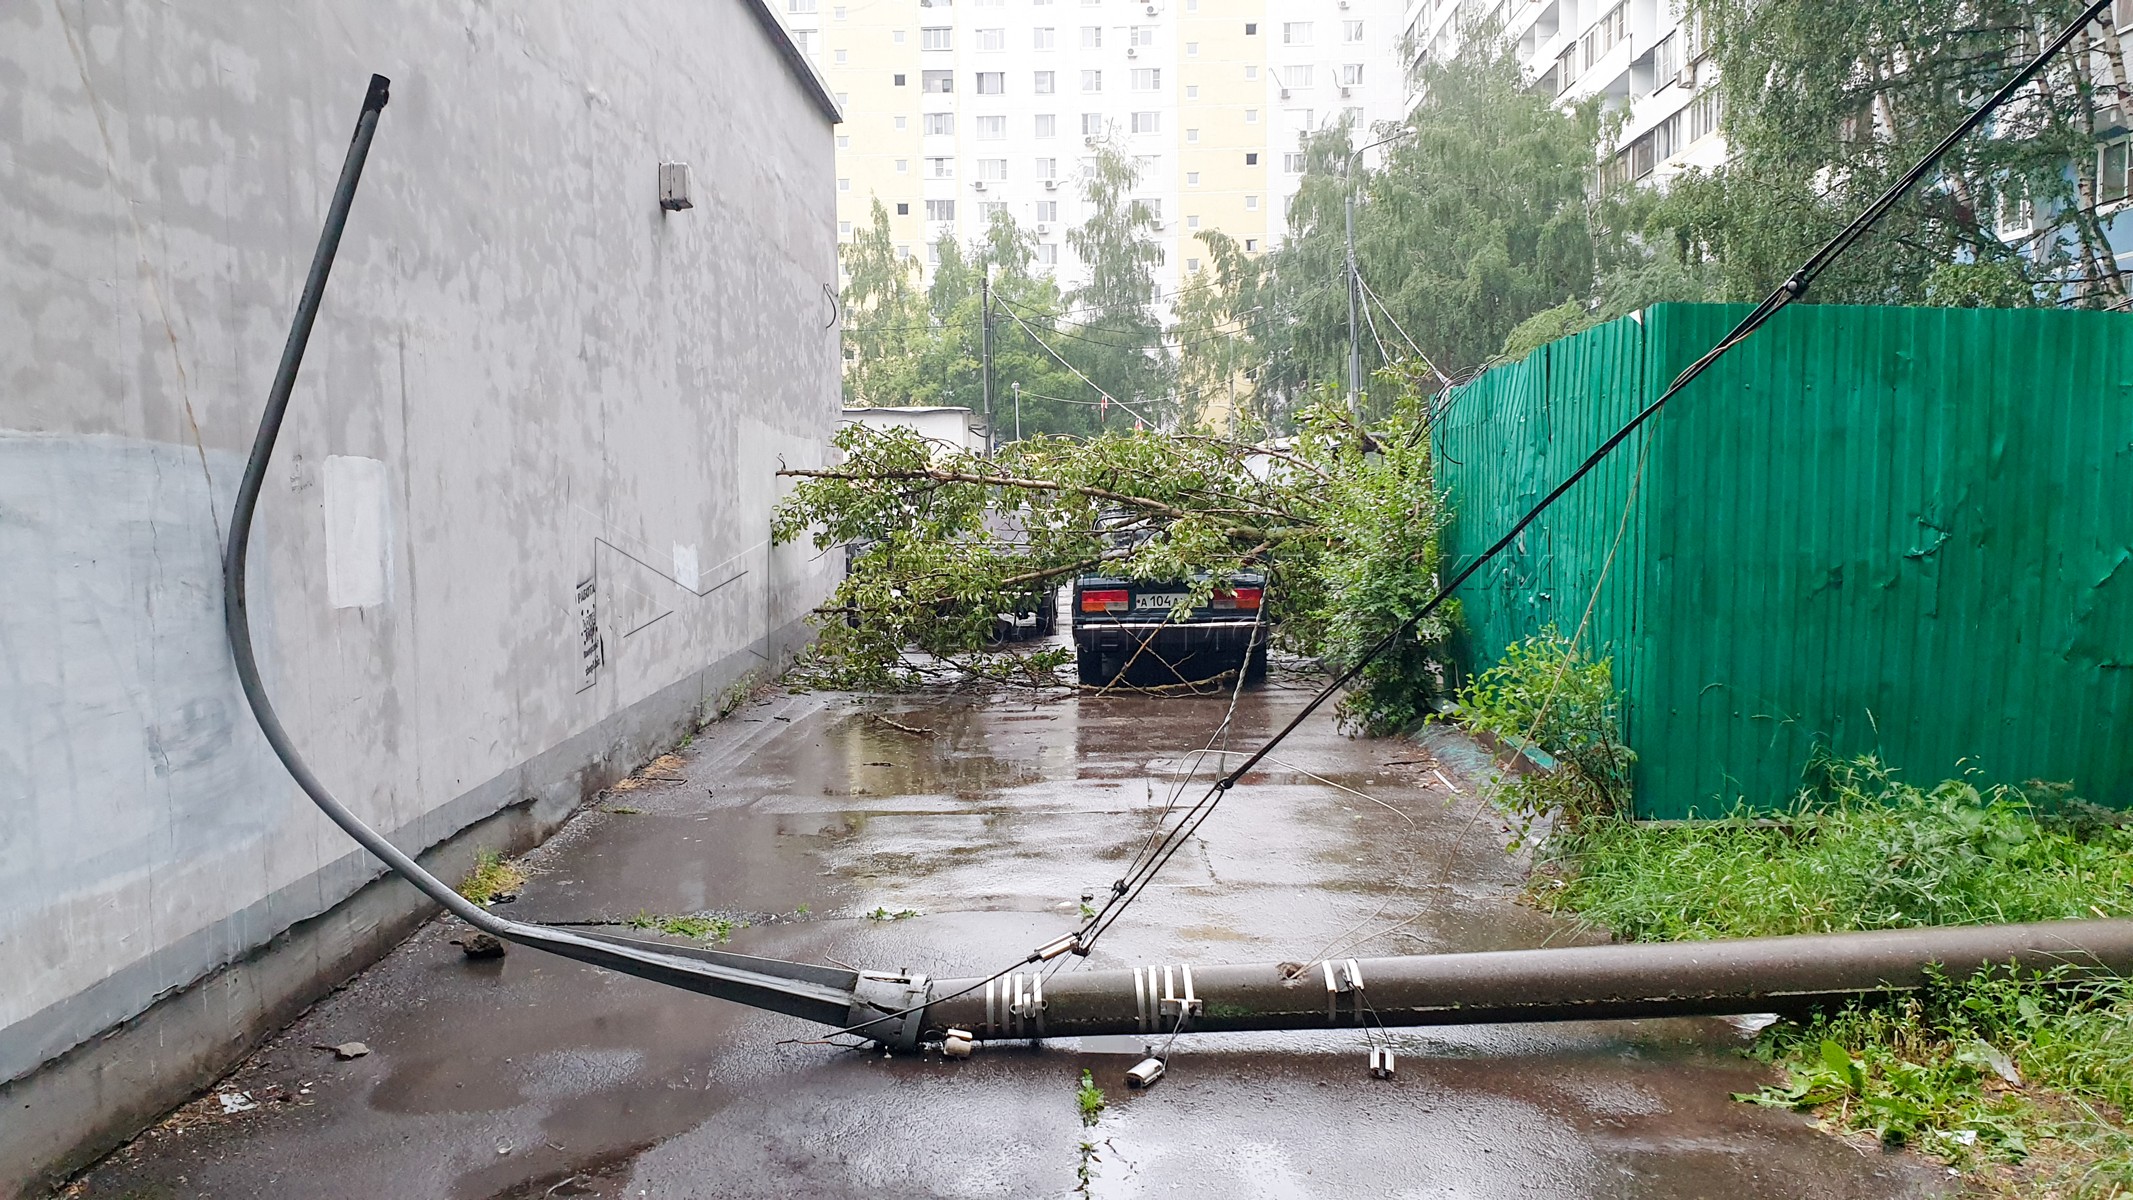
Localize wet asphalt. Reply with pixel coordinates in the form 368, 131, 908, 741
73, 661, 1957, 1199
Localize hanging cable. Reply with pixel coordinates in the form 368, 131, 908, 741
1066, 0, 2118, 956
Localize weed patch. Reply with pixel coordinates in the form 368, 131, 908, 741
1538, 757, 2133, 1194
457, 848, 524, 906
624, 910, 743, 942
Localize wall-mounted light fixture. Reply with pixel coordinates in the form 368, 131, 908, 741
659, 162, 694, 211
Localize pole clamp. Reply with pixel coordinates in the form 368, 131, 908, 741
850, 970, 931, 1053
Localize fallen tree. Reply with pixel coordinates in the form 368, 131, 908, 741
771, 377, 1456, 731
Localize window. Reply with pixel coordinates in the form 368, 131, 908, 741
895, 158, 909, 173
923, 69, 955, 92
1037, 200, 1059, 221
922, 26, 952, 49
1130, 25, 1155, 46
977, 27, 1004, 50
1244, 151, 1258, 165
833, 6, 845, 18
837, 177, 850, 191
977, 72, 1005, 94
835, 91, 849, 106
1244, 108, 1258, 123
789, 0, 815, 11
1186, 214, 1200, 228
1035, 113, 1057, 138
1186, 257, 1201, 272
1245, 194, 1259, 210
1282, 21, 1312, 45
894, 115, 908, 129
977, 115, 1007, 139
1081, 25, 1102, 48
1081, 69, 1102, 92
1341, 63, 1363, 87
1344, 19, 1364, 42
897, 243, 911, 259
893, 72, 907, 86
836, 134, 850, 148
1244, 22, 1257, 35
1688, 87, 1724, 141
1186, 41, 1198, 57
1037, 243, 1059, 265
1283, 152, 1306, 173
981, 200, 1008, 219
793, 30, 814, 53
927, 157, 955, 177
1082, 112, 1104, 135
1285, 108, 1314, 132
1652, 33, 1680, 88
1132, 111, 1159, 133
1554, 43, 1579, 95
1134, 198, 1161, 221
839, 219, 852, 236
834, 48, 848, 63
1186, 84, 1198, 98
893, 29, 905, 43
1244, 238, 1258, 252
1244, 64, 1258, 80
1034, 27, 1056, 49
1186, 127, 1199, 142
978, 158, 1007, 180
1583, 3, 1627, 70
895, 202, 909, 214
1035, 157, 1058, 180
2102, 137, 2132, 205
1187, 171, 1199, 185
926, 199, 957, 220
924, 112, 954, 135
1035, 70, 1056, 94
1132, 68, 1160, 90
1283, 65, 1312, 90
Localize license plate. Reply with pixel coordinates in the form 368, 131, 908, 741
1135, 593, 1188, 610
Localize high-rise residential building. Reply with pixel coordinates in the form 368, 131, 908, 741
782, 0, 1409, 298
1399, 0, 1726, 188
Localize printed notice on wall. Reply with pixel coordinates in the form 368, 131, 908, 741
576, 576, 603, 692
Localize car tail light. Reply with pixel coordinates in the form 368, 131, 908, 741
1081, 588, 1129, 613
1211, 587, 1263, 610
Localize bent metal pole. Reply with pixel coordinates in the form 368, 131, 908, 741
912, 920, 2133, 1047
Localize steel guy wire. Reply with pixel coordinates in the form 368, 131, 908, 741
1070, 0, 2117, 958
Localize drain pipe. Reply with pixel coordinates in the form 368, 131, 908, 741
912, 919, 2133, 1048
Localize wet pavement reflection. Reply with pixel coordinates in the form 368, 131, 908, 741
75, 668, 1954, 1199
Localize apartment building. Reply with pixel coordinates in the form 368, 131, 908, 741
1400, 0, 1724, 187
783, 0, 1409, 298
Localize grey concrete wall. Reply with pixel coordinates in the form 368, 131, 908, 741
0, 0, 840, 1185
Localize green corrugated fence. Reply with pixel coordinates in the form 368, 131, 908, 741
1434, 303, 2133, 819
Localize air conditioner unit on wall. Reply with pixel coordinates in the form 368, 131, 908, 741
1045, 179, 1060, 190
1145, 3, 1159, 14
1036, 222, 1051, 233
1339, 86, 1352, 98
1127, 46, 1138, 58
973, 180, 988, 190
1678, 60, 1696, 88
1280, 88, 1292, 99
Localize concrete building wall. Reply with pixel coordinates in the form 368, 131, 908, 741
0, 1, 840, 1188
784, 0, 1408, 300
1400, 0, 1726, 186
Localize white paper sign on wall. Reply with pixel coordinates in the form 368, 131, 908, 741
323, 455, 393, 609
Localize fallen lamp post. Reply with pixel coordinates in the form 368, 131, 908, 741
228, 72, 2133, 1084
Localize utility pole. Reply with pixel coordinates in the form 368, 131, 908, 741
1345, 187, 1361, 416
1345, 131, 1414, 417
980, 270, 995, 452
1012, 380, 1022, 442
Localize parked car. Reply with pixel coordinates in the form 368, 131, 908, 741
1070, 572, 1269, 687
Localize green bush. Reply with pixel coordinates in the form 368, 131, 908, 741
1442, 627, 1634, 842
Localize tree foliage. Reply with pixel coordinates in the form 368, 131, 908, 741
1661, 0, 2129, 308
773, 375, 1452, 729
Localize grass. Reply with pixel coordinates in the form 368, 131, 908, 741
866, 906, 921, 921
1536, 757, 2133, 1195
1076, 1068, 1107, 1125
624, 910, 743, 942
457, 848, 524, 906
